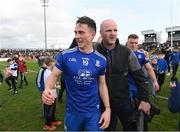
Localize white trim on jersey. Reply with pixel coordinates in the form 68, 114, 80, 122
94, 50, 107, 61
62, 47, 78, 55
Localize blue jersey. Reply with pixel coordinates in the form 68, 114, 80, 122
157, 58, 168, 73
128, 50, 149, 98
55, 47, 107, 113
134, 50, 149, 67
170, 51, 180, 65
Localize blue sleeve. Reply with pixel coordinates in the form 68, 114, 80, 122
55, 53, 64, 71
99, 59, 107, 75
144, 55, 149, 64
129, 51, 141, 71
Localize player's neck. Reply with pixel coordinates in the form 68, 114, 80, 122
79, 44, 94, 54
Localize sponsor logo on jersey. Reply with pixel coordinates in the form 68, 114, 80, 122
78, 69, 91, 77
69, 58, 77, 62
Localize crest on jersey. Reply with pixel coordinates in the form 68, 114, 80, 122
138, 54, 142, 59
95, 60, 100, 67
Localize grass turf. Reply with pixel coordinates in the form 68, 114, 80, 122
0, 60, 179, 131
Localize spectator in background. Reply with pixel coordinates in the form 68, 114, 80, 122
36, 57, 62, 131
150, 56, 159, 96
36, 57, 47, 118
162, 47, 171, 76
126, 34, 159, 130
170, 47, 180, 79
5, 58, 18, 95
127, 34, 159, 97
18, 56, 28, 88
13, 55, 19, 82
37, 56, 46, 67
157, 52, 168, 90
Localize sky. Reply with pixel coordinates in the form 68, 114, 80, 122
0, 0, 180, 49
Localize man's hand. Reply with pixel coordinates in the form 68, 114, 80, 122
153, 80, 160, 92
42, 88, 55, 105
99, 107, 111, 129
139, 101, 151, 115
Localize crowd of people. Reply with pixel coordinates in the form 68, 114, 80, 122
0, 16, 179, 131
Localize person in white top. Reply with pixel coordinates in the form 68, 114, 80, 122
41, 57, 62, 131
5, 58, 18, 95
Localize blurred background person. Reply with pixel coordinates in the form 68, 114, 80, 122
170, 47, 180, 79
18, 56, 28, 88
157, 52, 168, 90
4, 58, 18, 95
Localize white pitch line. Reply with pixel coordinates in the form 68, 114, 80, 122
156, 95, 168, 100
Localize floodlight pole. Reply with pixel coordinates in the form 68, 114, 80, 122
170, 0, 173, 47
41, 0, 48, 51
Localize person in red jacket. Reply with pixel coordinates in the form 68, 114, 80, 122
18, 57, 28, 87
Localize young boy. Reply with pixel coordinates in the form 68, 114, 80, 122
157, 52, 168, 90
36, 57, 62, 131
5, 58, 18, 95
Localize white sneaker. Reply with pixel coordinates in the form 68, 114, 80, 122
167, 73, 170, 76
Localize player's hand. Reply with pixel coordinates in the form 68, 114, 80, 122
99, 107, 111, 129
42, 88, 55, 105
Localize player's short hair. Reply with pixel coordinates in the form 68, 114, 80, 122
76, 16, 96, 32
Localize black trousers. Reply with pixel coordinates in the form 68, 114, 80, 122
172, 63, 179, 78
105, 98, 137, 131
157, 73, 165, 89
5, 76, 17, 92
0, 72, 3, 83
44, 99, 57, 125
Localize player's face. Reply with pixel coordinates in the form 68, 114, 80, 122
127, 38, 139, 51
74, 23, 95, 49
